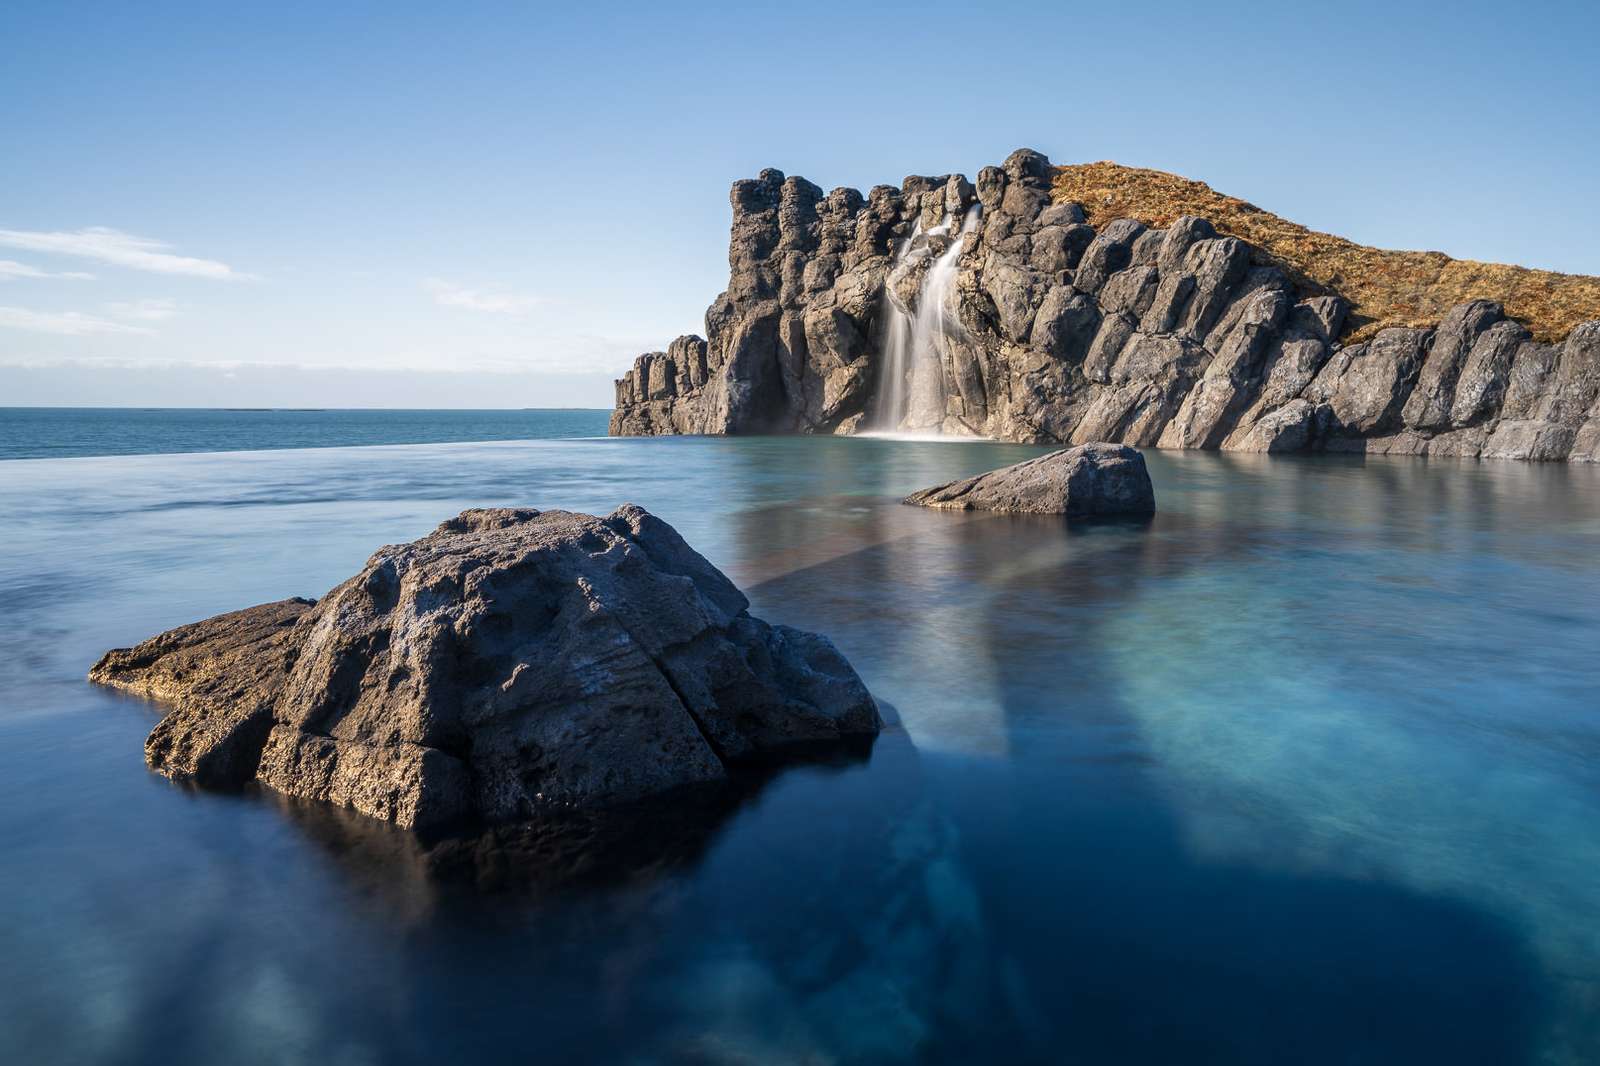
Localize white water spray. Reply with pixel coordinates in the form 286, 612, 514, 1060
870, 205, 981, 432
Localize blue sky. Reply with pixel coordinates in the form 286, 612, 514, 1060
3, 0, 1597, 408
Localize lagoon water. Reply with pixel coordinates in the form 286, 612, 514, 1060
2, 411, 1599, 1064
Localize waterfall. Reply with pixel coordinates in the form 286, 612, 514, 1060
870, 219, 932, 431
870, 204, 981, 433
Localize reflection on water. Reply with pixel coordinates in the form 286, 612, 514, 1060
2, 434, 1599, 1063
270, 738, 881, 920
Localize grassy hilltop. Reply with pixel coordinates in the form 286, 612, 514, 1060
1053, 161, 1600, 342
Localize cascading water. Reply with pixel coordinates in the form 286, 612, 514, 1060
870, 204, 981, 433
869, 219, 935, 431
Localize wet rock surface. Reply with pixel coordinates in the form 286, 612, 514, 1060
611, 148, 1600, 461
904, 442, 1156, 517
91, 506, 881, 830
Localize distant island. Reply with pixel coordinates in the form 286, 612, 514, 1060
612, 149, 1600, 461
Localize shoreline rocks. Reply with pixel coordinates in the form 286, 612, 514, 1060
91, 506, 881, 831
904, 442, 1156, 517
610, 149, 1600, 462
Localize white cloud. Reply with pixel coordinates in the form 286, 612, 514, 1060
0, 259, 95, 281
0, 227, 251, 280
107, 298, 178, 321
0, 306, 154, 336
424, 278, 541, 314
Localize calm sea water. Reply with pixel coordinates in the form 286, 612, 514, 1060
2, 413, 1599, 1064
0, 407, 611, 459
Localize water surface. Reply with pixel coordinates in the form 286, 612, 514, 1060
2, 427, 1598, 1064
0, 407, 609, 460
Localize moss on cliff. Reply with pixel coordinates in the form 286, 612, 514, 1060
1052, 161, 1600, 343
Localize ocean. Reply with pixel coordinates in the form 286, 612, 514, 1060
2, 409, 1598, 1064
0, 407, 611, 460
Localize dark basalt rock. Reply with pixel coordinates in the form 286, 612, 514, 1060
611, 148, 1600, 461
904, 442, 1156, 517
91, 506, 881, 830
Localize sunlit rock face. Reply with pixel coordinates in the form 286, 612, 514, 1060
91, 506, 881, 830
905, 442, 1156, 517
610, 149, 1600, 460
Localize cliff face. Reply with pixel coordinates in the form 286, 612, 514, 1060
610, 149, 1600, 461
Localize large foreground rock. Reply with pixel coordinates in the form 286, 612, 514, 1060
91, 506, 881, 830
904, 442, 1156, 516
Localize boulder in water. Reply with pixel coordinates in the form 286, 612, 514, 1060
904, 442, 1156, 517
91, 505, 881, 830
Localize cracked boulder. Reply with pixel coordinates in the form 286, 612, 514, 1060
91, 506, 880, 830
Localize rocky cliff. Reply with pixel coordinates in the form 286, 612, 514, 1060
610, 149, 1600, 460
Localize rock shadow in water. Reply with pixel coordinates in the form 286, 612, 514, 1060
266, 737, 879, 911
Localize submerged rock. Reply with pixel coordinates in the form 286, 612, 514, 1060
903, 442, 1156, 516
91, 506, 881, 830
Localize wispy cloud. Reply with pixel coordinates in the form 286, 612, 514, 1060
106, 297, 179, 321
424, 278, 541, 314
0, 227, 251, 280
0, 306, 155, 336
0, 259, 95, 282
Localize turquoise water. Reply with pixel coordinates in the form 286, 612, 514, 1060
2, 418, 1599, 1064
0, 407, 610, 459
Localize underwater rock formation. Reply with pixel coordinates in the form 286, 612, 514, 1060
610, 150, 1600, 461
91, 506, 881, 830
